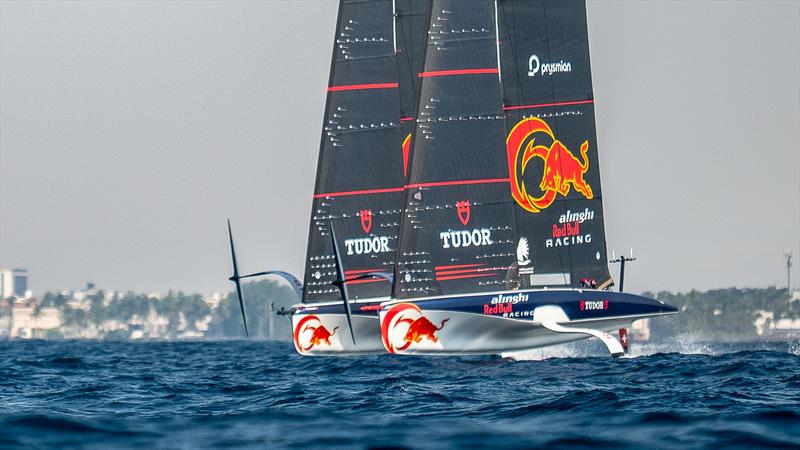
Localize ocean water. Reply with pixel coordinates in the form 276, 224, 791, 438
1, 340, 798, 449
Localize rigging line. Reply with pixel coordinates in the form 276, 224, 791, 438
405, 177, 509, 189
418, 68, 499, 77
313, 186, 404, 199
434, 263, 485, 271
503, 99, 595, 111
313, 178, 509, 199
436, 273, 498, 281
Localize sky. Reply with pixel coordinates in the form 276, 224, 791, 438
1, 0, 798, 296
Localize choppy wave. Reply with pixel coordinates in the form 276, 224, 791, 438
1, 340, 798, 449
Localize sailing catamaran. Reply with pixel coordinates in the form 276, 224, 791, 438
228, 0, 676, 357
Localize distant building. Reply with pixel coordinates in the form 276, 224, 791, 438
10, 305, 61, 339
0, 268, 30, 299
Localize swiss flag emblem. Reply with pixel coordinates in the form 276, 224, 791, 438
359, 209, 372, 234
456, 200, 470, 226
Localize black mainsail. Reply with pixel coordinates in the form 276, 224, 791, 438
303, 0, 429, 304
393, 0, 611, 301
499, 0, 612, 289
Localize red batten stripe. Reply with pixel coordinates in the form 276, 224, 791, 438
345, 278, 385, 285
434, 263, 484, 271
313, 186, 404, 199
503, 99, 594, 111
359, 305, 383, 311
436, 273, 498, 281
400, 116, 414, 122
344, 268, 383, 275
418, 68, 499, 78
327, 83, 399, 92
406, 178, 509, 189
435, 268, 490, 276
437, 266, 510, 276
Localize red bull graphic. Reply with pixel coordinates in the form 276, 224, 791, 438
506, 117, 593, 213
402, 133, 412, 177
456, 200, 471, 225
293, 315, 339, 352
381, 303, 449, 354
359, 209, 372, 234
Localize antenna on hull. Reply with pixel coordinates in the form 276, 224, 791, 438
610, 248, 637, 293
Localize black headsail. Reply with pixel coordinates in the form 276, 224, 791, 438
394, 0, 611, 299
303, 0, 430, 303
498, 0, 611, 288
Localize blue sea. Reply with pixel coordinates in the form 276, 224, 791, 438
1, 340, 798, 449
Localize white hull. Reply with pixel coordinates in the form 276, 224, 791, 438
292, 313, 384, 355
379, 308, 633, 355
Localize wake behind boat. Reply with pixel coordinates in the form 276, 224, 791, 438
228, 0, 677, 357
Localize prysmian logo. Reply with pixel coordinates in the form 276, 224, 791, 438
528, 54, 572, 77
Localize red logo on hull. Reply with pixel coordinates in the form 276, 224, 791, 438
293, 315, 339, 352
381, 303, 448, 353
456, 200, 471, 225
359, 209, 372, 234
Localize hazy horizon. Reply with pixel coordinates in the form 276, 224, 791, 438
1, 0, 798, 296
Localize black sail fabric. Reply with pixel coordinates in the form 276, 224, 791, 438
394, 0, 516, 299
303, 0, 430, 303
396, 0, 432, 179
499, 0, 611, 288
393, 0, 611, 299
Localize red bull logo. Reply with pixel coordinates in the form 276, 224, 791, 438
359, 209, 372, 234
506, 117, 593, 213
456, 200, 471, 225
293, 315, 339, 352
381, 303, 448, 354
